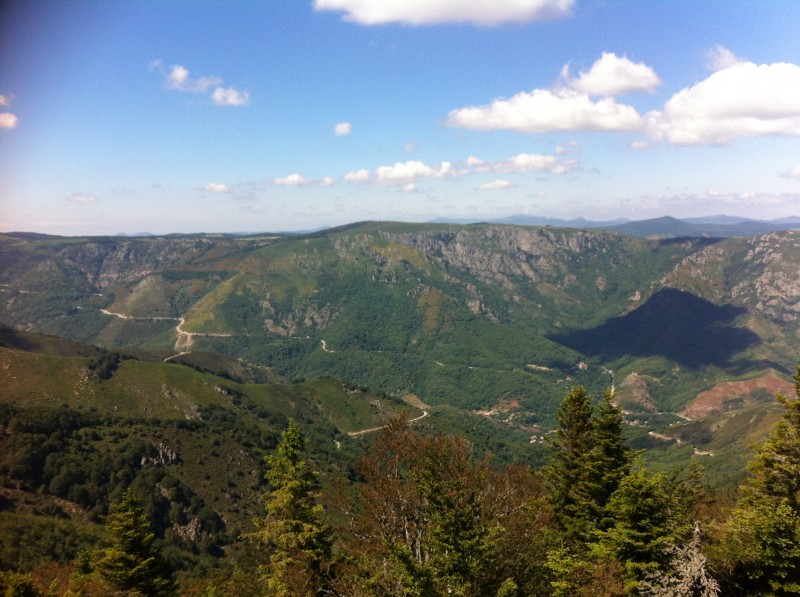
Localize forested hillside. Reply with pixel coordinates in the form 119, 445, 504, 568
2, 223, 800, 593
3, 359, 799, 595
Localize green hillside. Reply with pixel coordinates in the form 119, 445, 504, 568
1, 224, 799, 485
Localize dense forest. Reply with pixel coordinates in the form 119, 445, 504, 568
2, 365, 799, 596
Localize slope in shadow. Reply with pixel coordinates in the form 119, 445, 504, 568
551, 288, 761, 369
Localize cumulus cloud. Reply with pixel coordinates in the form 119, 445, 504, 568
646, 61, 800, 145
204, 182, 229, 193
272, 173, 310, 186
375, 160, 466, 184
446, 52, 659, 135
334, 121, 352, 136
706, 45, 742, 71
446, 87, 642, 133
164, 64, 222, 92
566, 52, 661, 95
469, 152, 573, 174
402, 183, 418, 193
478, 179, 514, 190
67, 193, 97, 203
313, 0, 574, 26
212, 86, 250, 106
781, 166, 800, 179
152, 60, 249, 106
271, 173, 338, 187
0, 113, 18, 130
344, 169, 371, 183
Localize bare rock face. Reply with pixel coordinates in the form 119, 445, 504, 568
659, 231, 800, 339
381, 225, 642, 294
732, 232, 800, 324
615, 373, 657, 413
47, 237, 274, 290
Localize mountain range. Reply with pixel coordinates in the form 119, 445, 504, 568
430, 214, 800, 238
1, 221, 799, 489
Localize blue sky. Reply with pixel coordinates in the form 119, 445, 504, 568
1, 0, 800, 235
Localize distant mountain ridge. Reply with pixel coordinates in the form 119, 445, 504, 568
428, 214, 800, 238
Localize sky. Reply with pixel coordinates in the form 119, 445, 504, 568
1, 0, 800, 235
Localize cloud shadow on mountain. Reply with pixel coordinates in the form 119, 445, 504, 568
550, 288, 761, 369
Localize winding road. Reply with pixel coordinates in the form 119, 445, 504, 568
98, 309, 232, 361
346, 408, 429, 437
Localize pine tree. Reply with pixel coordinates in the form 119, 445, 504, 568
714, 364, 800, 594
92, 488, 174, 596
543, 386, 595, 540
252, 419, 333, 596
585, 390, 634, 527
544, 386, 632, 542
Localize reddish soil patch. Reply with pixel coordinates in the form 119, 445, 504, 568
680, 374, 794, 419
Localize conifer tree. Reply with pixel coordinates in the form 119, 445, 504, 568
252, 419, 333, 596
545, 386, 632, 542
544, 385, 595, 540
92, 488, 174, 596
714, 364, 800, 594
586, 390, 633, 524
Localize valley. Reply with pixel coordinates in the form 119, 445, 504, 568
1, 221, 799, 593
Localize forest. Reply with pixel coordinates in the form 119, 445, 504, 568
2, 366, 799, 596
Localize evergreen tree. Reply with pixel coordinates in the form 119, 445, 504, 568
543, 386, 595, 540
92, 488, 174, 596
252, 419, 333, 596
545, 386, 633, 542
591, 469, 675, 587
714, 364, 800, 595
586, 390, 634, 526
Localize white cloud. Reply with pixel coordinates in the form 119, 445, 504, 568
152, 60, 249, 106
344, 169, 371, 183
446, 87, 642, 133
165, 64, 222, 92
334, 121, 352, 136
272, 173, 310, 186
67, 193, 97, 203
706, 45, 742, 71
271, 174, 338, 187
478, 179, 514, 190
468, 152, 573, 174
646, 61, 800, 145
375, 160, 466, 183
313, 0, 574, 26
402, 183, 418, 193
629, 140, 649, 150
500, 153, 558, 173
566, 52, 661, 95
781, 166, 800, 179
212, 86, 250, 106
204, 182, 229, 193
404, 141, 417, 153
0, 94, 10, 107
0, 113, 18, 130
